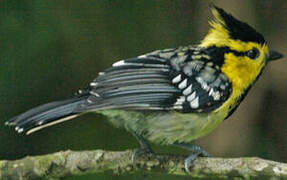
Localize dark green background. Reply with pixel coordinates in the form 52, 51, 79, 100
0, 0, 286, 179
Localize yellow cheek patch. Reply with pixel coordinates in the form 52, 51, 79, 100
217, 53, 265, 114
221, 53, 264, 92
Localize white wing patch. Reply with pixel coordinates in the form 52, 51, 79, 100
190, 97, 199, 108
172, 74, 182, 83
171, 65, 231, 111
187, 91, 196, 102
112, 60, 125, 67
138, 54, 147, 58
183, 85, 192, 95
178, 79, 187, 89
175, 96, 185, 106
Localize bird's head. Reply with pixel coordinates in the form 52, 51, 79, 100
200, 5, 283, 93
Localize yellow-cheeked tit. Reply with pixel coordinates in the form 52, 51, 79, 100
5, 6, 283, 171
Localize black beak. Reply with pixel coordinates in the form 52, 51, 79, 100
268, 50, 284, 61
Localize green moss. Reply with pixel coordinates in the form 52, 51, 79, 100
33, 153, 67, 178
0, 161, 7, 169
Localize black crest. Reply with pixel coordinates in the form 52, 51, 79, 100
214, 6, 266, 45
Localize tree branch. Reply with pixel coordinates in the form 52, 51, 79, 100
0, 149, 286, 179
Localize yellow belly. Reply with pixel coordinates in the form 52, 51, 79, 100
99, 94, 233, 145
144, 109, 228, 144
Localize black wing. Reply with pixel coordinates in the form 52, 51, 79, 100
5, 47, 233, 135
75, 47, 232, 113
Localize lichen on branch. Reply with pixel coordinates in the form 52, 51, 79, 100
0, 149, 286, 179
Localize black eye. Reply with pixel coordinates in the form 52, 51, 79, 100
247, 48, 259, 59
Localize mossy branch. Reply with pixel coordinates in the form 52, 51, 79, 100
0, 149, 286, 179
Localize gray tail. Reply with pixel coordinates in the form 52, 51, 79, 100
5, 96, 87, 135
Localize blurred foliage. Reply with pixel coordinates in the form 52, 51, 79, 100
0, 0, 286, 179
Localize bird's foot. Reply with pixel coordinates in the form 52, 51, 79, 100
174, 143, 211, 173
132, 146, 154, 165
128, 130, 153, 165
130, 133, 154, 166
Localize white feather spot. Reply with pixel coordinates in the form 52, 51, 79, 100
173, 105, 183, 110
175, 96, 185, 105
209, 88, 214, 96
17, 128, 24, 133
213, 92, 221, 100
112, 60, 125, 67
90, 82, 98, 86
209, 88, 221, 100
90, 91, 100, 97
207, 62, 213, 66
190, 97, 199, 108
172, 74, 181, 83
196, 76, 211, 91
183, 85, 192, 95
138, 54, 147, 58
178, 79, 187, 89
87, 99, 93, 104
187, 91, 196, 102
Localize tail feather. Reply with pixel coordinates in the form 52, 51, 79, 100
5, 96, 87, 134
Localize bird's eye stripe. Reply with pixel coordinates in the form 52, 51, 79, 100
223, 48, 260, 59
228, 49, 245, 56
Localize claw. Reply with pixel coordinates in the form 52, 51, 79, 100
132, 146, 153, 165
130, 131, 154, 166
173, 143, 211, 173
184, 152, 201, 173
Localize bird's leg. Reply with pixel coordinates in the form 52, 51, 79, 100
131, 131, 153, 164
173, 143, 211, 173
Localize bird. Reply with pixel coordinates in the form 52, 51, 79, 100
5, 5, 283, 172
